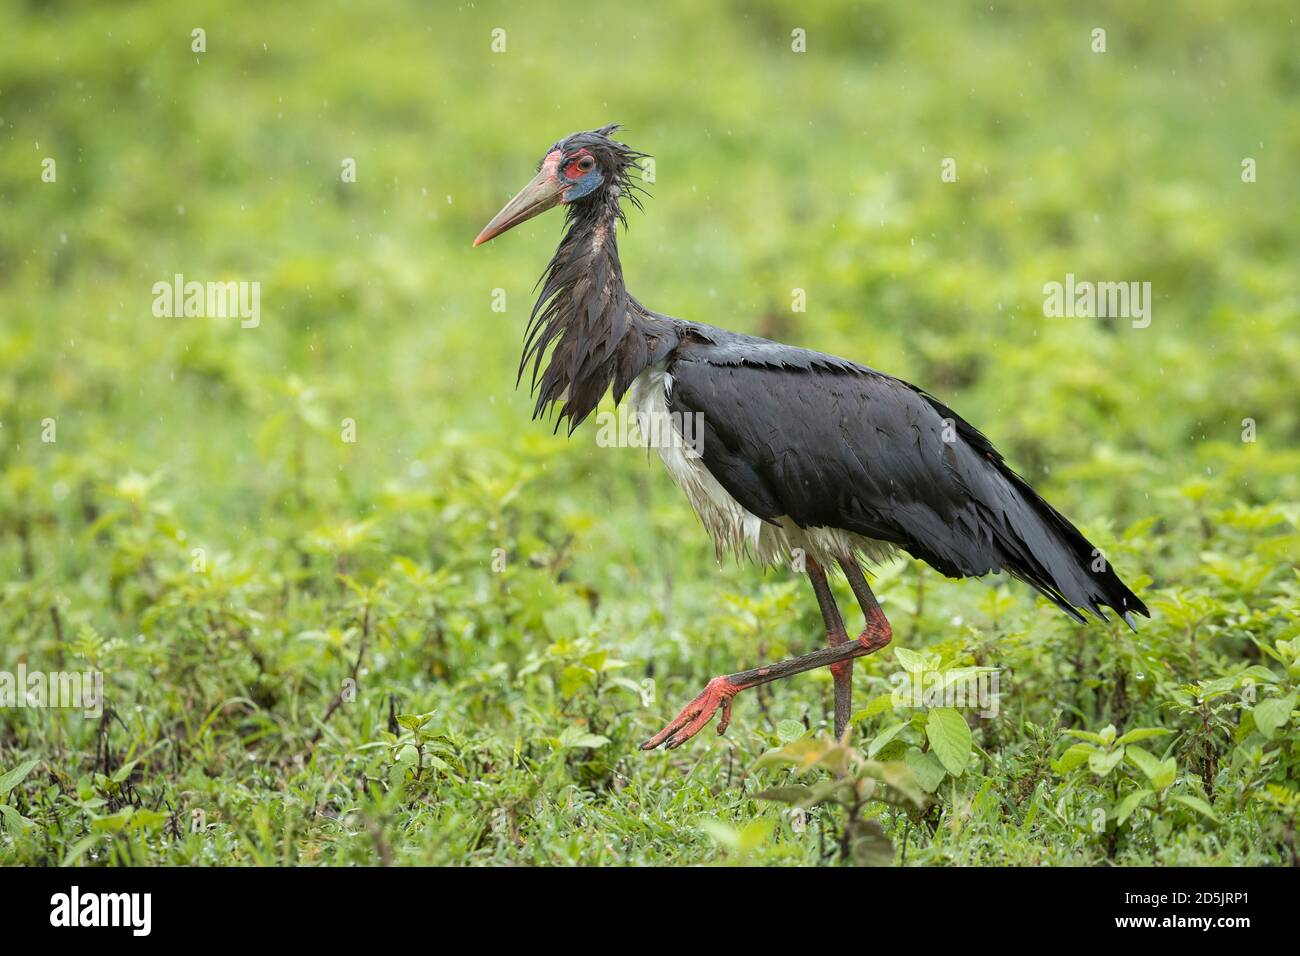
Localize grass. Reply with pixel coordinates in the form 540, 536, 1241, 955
1, 0, 1298, 866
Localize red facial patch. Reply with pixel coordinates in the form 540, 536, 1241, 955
563, 148, 594, 180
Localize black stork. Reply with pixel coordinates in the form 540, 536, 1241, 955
473, 125, 1149, 750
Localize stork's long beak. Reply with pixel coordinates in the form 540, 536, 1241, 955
473, 156, 567, 247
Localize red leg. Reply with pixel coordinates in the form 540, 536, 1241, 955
839, 557, 892, 656
641, 563, 893, 750
809, 558, 853, 739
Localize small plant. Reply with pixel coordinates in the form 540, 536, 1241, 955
382, 712, 465, 791
1053, 723, 1217, 843
755, 734, 928, 865
856, 646, 991, 795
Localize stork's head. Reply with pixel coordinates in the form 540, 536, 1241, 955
473, 124, 646, 246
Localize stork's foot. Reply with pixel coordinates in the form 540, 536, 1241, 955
641, 676, 741, 750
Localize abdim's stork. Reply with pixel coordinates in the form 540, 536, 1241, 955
473, 126, 1149, 749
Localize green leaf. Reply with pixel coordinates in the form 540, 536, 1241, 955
754, 785, 814, 806
1114, 788, 1152, 824
1052, 743, 1097, 773
893, 646, 927, 674
1088, 746, 1126, 776
753, 737, 835, 771
1115, 727, 1174, 745
129, 809, 167, 832
0, 803, 34, 832
697, 818, 739, 850
1151, 760, 1177, 790
1170, 794, 1219, 822
925, 708, 972, 776
904, 746, 947, 792
867, 720, 909, 758
557, 726, 610, 750
0, 759, 40, 797
849, 694, 896, 722
738, 818, 775, 852
1123, 745, 1161, 779
1064, 729, 1108, 745
91, 810, 133, 832
1240, 665, 1281, 684
61, 835, 101, 867
699, 816, 774, 854
395, 712, 434, 731
1253, 694, 1295, 739
848, 818, 895, 867
775, 719, 805, 743
558, 664, 596, 698
1126, 745, 1177, 790
868, 761, 930, 810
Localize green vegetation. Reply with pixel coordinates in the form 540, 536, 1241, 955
1, 0, 1297, 866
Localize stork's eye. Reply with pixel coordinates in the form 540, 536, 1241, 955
564, 153, 597, 179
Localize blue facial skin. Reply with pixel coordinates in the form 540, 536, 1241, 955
562, 169, 603, 202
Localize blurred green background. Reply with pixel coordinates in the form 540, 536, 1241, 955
1, 0, 1297, 865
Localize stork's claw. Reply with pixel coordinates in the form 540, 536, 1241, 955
641, 676, 740, 750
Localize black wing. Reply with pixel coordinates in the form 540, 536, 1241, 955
664, 326, 1149, 626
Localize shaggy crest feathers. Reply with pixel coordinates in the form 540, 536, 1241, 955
517, 125, 658, 432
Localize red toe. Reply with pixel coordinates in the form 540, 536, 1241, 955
642, 676, 740, 750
